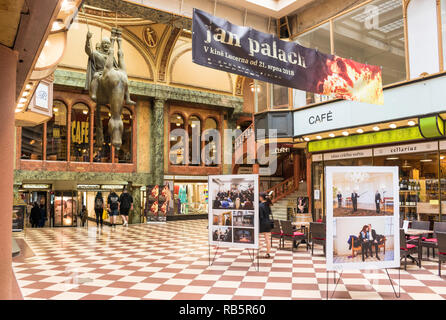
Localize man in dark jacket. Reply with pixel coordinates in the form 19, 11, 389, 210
369, 224, 383, 260
351, 191, 359, 212
375, 190, 381, 213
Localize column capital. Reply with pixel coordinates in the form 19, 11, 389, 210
153, 98, 167, 108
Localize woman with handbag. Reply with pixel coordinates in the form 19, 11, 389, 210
259, 192, 273, 259
94, 191, 104, 229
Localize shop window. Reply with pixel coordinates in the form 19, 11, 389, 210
272, 84, 289, 109
117, 108, 132, 163
169, 113, 185, 165
46, 100, 67, 161
203, 117, 219, 166
93, 106, 111, 163
21, 124, 44, 160
294, 22, 332, 108
375, 152, 439, 221
255, 81, 268, 113
173, 182, 208, 215
332, 0, 406, 86
53, 191, 77, 227
441, 153, 446, 220
70, 103, 90, 162
188, 115, 201, 166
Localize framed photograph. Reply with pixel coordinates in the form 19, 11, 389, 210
325, 166, 400, 271
208, 174, 259, 249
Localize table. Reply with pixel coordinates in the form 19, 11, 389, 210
405, 228, 434, 267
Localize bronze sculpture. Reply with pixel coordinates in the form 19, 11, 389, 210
84, 27, 135, 150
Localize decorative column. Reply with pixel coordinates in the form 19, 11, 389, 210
151, 99, 165, 186
293, 152, 301, 189
224, 117, 237, 175
130, 185, 141, 224
0, 45, 20, 300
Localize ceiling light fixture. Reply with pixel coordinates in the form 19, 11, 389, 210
342, 131, 349, 136
356, 129, 364, 134
408, 120, 416, 126
373, 126, 380, 131
316, 135, 322, 140
389, 123, 397, 129
304, 137, 310, 142
329, 133, 335, 138
386, 157, 399, 160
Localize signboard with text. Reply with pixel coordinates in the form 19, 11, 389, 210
192, 8, 383, 105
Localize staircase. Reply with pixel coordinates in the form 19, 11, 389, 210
270, 190, 299, 221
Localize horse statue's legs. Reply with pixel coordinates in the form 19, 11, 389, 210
107, 29, 125, 150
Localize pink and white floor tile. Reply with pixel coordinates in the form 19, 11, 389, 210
12, 220, 446, 300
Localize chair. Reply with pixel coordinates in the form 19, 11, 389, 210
437, 232, 446, 276
422, 221, 446, 258
281, 220, 306, 252
400, 228, 419, 270
408, 220, 430, 242
310, 222, 326, 256
270, 220, 283, 249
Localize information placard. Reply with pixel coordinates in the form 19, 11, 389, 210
208, 174, 259, 249
325, 166, 400, 271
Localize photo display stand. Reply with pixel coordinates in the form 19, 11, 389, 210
324, 166, 401, 300
207, 174, 260, 272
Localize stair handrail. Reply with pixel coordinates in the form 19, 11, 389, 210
266, 176, 298, 204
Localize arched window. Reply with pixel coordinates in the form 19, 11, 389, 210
21, 124, 43, 160
93, 106, 111, 163
117, 108, 133, 163
70, 103, 90, 162
204, 117, 218, 166
188, 115, 201, 166
169, 113, 185, 165
46, 100, 67, 161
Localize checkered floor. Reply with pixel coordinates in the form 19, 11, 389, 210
12, 220, 446, 300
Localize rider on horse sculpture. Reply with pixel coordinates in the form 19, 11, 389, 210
84, 27, 135, 150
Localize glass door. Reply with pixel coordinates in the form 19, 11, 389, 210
53, 191, 77, 227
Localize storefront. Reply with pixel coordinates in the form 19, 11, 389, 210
76, 184, 127, 225
162, 175, 209, 217
18, 184, 52, 228
311, 141, 446, 224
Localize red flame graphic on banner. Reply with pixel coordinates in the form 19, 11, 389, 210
316, 56, 384, 105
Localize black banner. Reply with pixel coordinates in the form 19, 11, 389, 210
192, 9, 383, 105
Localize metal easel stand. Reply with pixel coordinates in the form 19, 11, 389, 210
208, 244, 260, 272
325, 270, 343, 300
208, 244, 220, 266
384, 268, 401, 298
246, 248, 260, 272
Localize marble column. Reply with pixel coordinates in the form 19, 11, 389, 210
223, 117, 237, 175
130, 185, 141, 224
0, 45, 19, 299
151, 99, 165, 186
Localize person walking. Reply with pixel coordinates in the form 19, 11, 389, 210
94, 191, 104, 228
30, 202, 40, 228
80, 205, 88, 227
107, 189, 120, 229
259, 192, 273, 259
119, 187, 133, 227
39, 203, 47, 228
